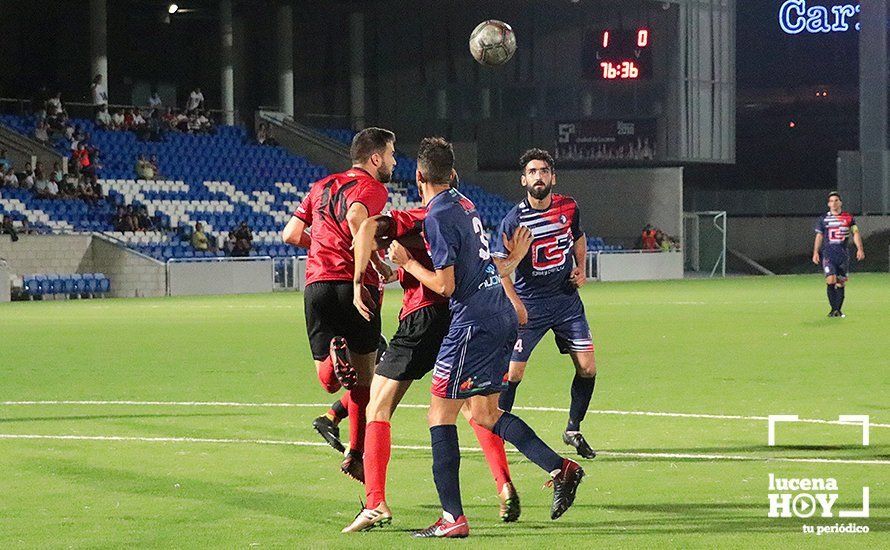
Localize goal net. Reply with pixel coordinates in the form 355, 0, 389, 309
683, 211, 726, 277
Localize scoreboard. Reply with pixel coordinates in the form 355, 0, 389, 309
583, 28, 653, 81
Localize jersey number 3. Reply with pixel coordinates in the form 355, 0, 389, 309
473, 217, 491, 260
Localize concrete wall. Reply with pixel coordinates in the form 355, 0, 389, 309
727, 215, 890, 261
687, 188, 833, 216
0, 234, 93, 274
0, 234, 166, 298
89, 237, 166, 298
475, 167, 684, 248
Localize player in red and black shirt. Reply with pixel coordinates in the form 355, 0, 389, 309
812, 192, 865, 317
341, 171, 530, 533
281, 127, 397, 481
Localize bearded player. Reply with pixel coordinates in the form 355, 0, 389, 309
281, 127, 396, 481
812, 192, 865, 318
491, 148, 598, 460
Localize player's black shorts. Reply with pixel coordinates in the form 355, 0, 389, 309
304, 281, 381, 360
376, 303, 451, 381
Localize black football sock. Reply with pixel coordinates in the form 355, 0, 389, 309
837, 285, 845, 311
430, 425, 463, 519
498, 380, 521, 412
492, 412, 564, 473
826, 284, 838, 311
567, 374, 596, 432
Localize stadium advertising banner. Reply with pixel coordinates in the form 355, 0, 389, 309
555, 119, 657, 166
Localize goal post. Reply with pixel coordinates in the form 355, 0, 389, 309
683, 211, 726, 277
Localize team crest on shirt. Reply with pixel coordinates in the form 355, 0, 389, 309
559, 214, 567, 225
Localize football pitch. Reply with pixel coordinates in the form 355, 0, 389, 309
0, 274, 887, 548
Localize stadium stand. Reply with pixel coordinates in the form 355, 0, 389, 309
22, 272, 110, 299
0, 115, 621, 264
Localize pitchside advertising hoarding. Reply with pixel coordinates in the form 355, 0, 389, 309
555, 119, 657, 166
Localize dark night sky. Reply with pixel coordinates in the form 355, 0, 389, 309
737, 0, 860, 88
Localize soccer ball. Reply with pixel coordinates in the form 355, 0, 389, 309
469, 20, 517, 66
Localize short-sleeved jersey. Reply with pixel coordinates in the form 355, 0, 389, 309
294, 167, 389, 286
491, 194, 584, 303
814, 211, 857, 253
423, 188, 512, 327
386, 208, 447, 320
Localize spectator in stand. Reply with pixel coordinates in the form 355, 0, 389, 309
54, 162, 73, 198
74, 142, 96, 180
132, 109, 146, 131
197, 110, 215, 134
1, 215, 20, 241
148, 90, 162, 112
231, 221, 253, 257
641, 224, 658, 251
64, 167, 80, 196
3, 166, 18, 188
162, 107, 177, 129
34, 165, 52, 197
135, 155, 155, 180
114, 206, 131, 232
91, 74, 108, 110
111, 109, 125, 130
17, 163, 35, 190
191, 222, 212, 251
47, 108, 70, 134
79, 175, 100, 204
46, 92, 63, 117
149, 155, 161, 178
0, 149, 9, 172
186, 87, 204, 114
95, 105, 112, 129
137, 206, 154, 231
146, 109, 164, 142
34, 120, 50, 145
223, 230, 236, 255
256, 122, 270, 145
187, 112, 202, 134
174, 109, 189, 132
123, 108, 135, 130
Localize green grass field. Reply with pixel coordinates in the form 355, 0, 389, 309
1, 274, 887, 548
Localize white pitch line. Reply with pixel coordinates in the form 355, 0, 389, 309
2, 400, 888, 429
0, 433, 887, 465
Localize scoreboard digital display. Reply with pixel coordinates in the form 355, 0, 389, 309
584, 28, 653, 80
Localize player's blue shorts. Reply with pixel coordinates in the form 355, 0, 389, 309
821, 247, 850, 281
431, 309, 518, 400
511, 294, 594, 363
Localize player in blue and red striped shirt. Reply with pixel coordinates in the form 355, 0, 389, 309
490, 149, 598, 460
812, 192, 865, 317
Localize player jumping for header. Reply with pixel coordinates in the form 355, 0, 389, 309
491, 148, 598, 459
282, 127, 396, 482
812, 191, 865, 318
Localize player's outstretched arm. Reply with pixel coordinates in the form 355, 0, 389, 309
812, 233, 823, 265
495, 226, 532, 278
282, 216, 311, 248
352, 215, 393, 320
852, 227, 866, 261
389, 241, 455, 297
